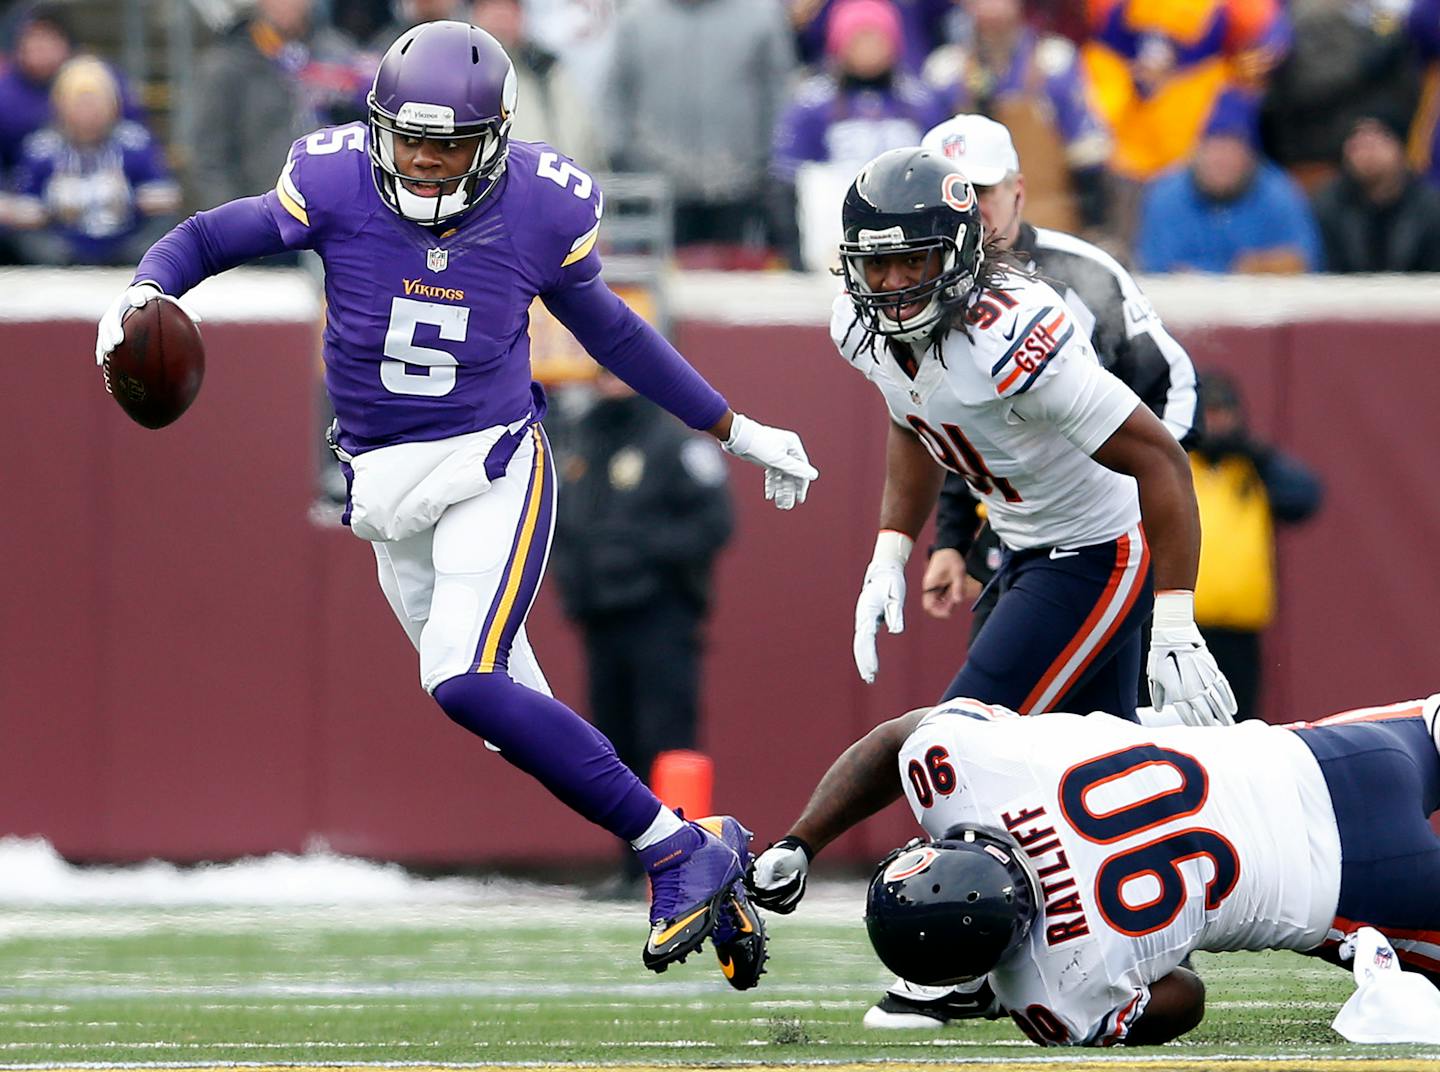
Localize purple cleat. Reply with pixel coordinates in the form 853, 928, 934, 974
697, 815, 769, 990
637, 818, 742, 972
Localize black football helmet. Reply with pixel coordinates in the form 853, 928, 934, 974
840, 147, 984, 342
865, 825, 1040, 986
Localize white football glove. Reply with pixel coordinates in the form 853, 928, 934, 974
1147, 591, 1237, 727
853, 531, 913, 684
95, 281, 201, 366
721, 412, 818, 510
745, 836, 811, 914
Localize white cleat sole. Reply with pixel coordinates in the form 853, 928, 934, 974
862, 1005, 949, 1030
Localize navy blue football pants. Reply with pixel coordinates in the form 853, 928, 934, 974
942, 526, 1153, 722
1295, 710, 1440, 981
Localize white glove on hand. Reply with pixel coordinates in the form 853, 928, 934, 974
853, 531, 913, 684
95, 282, 201, 366
745, 836, 811, 914
722, 412, 818, 510
1147, 591, 1237, 726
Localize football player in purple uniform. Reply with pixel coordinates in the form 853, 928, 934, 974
93, 20, 816, 983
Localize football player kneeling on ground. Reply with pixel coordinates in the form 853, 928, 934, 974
746, 695, 1440, 1045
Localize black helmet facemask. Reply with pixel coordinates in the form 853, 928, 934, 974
839, 148, 986, 344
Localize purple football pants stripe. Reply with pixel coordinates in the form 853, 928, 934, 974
471, 426, 555, 675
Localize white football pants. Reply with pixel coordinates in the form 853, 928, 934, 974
371, 425, 555, 697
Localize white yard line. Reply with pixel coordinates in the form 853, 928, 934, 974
2, 1057, 1438, 1069
0, 982, 880, 1000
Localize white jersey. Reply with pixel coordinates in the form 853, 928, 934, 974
897, 700, 1341, 1046
830, 272, 1142, 550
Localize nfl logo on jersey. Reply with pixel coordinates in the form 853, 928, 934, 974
427, 247, 448, 273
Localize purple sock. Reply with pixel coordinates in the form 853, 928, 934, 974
432, 673, 662, 841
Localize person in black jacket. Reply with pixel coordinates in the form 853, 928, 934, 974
1312, 110, 1440, 274
917, 114, 1201, 642
550, 370, 734, 895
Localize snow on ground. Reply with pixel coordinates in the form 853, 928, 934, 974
0, 838, 867, 924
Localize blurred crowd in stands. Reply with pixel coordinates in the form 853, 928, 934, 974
1, 0, 1439, 274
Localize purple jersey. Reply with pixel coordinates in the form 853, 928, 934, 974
0, 61, 146, 175
927, 30, 1109, 163
771, 73, 950, 180
135, 124, 726, 454
261, 124, 608, 452
1412, 0, 1440, 187
13, 120, 175, 263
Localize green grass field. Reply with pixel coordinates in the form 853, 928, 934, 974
2, 881, 1439, 1069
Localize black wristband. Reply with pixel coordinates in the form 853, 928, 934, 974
775, 834, 814, 861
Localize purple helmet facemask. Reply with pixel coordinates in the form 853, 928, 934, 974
368, 21, 517, 225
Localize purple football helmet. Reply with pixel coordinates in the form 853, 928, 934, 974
368, 20, 517, 225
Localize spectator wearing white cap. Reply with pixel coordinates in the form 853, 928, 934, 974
911, 113, 1200, 658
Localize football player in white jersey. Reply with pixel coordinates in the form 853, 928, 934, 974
747, 695, 1440, 1046
915, 115, 1200, 651
836, 147, 1235, 731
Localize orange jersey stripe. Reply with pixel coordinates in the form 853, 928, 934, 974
1103, 990, 1145, 1045
996, 363, 1026, 393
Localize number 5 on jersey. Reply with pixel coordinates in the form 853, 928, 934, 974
537, 152, 592, 199
383, 297, 468, 397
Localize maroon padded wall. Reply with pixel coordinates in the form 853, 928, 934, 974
2, 309, 1436, 866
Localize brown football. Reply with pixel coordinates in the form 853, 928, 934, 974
104, 298, 205, 429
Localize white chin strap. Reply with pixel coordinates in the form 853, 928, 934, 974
395, 183, 471, 222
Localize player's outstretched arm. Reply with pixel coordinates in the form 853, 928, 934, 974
1092, 403, 1237, 727
854, 423, 945, 683
542, 278, 817, 510
747, 708, 928, 912
1120, 967, 1205, 1046
95, 196, 291, 364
